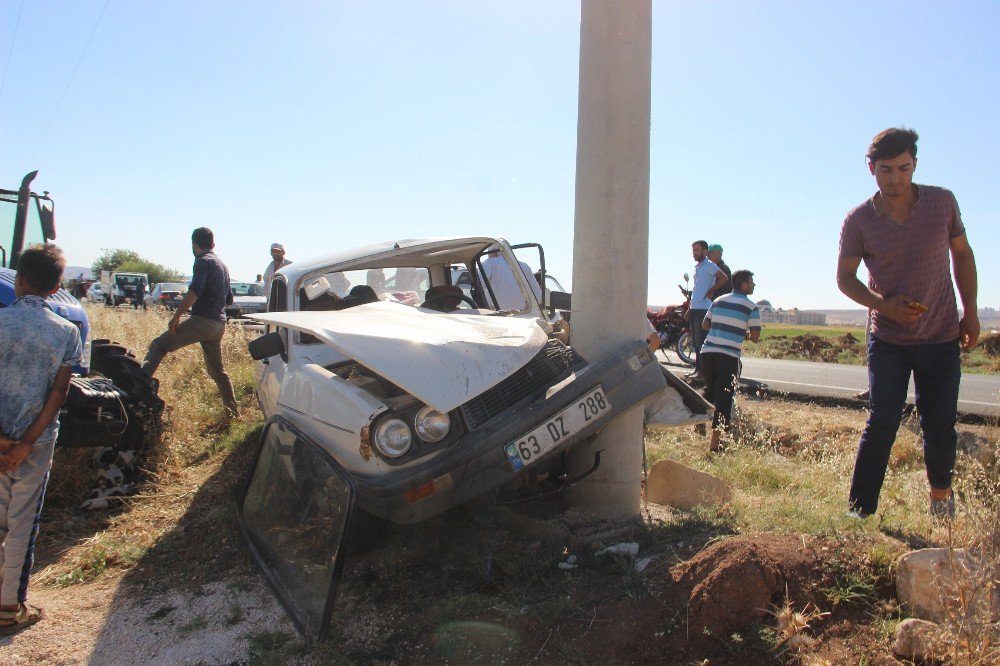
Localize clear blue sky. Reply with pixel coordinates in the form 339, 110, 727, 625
2, 1, 997, 309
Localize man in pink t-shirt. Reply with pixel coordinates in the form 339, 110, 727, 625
836, 128, 979, 520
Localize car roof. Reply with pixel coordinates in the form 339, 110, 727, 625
278, 237, 504, 284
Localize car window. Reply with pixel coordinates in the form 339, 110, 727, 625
231, 282, 264, 297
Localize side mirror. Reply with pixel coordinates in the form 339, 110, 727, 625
39, 203, 56, 241
249, 331, 285, 360
549, 291, 572, 311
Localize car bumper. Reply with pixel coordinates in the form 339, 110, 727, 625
353, 339, 665, 523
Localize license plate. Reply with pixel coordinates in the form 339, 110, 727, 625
504, 386, 612, 471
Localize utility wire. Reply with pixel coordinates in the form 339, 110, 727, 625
0, 0, 26, 103
26, 0, 111, 170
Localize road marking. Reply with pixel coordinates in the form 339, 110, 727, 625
755, 379, 997, 409
747, 379, 865, 392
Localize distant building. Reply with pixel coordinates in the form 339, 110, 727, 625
756, 301, 826, 325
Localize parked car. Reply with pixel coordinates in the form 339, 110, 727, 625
86, 281, 104, 303
238, 236, 707, 640
226, 281, 267, 321
145, 282, 187, 310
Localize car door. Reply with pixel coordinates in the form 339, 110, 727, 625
256, 277, 288, 416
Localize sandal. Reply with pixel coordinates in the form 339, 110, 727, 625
0, 602, 44, 636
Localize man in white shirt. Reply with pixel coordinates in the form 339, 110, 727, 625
263, 243, 292, 293
480, 248, 542, 311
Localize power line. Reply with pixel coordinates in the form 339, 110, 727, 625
0, 0, 26, 103
26, 0, 111, 170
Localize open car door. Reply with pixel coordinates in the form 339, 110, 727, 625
239, 417, 355, 641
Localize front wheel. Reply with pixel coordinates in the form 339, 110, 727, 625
677, 331, 695, 366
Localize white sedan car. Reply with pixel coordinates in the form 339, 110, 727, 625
85, 281, 103, 303
226, 281, 267, 321
238, 236, 709, 639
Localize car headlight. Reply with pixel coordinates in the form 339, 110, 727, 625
414, 406, 451, 443
374, 418, 412, 458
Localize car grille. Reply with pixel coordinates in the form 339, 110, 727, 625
459, 339, 583, 431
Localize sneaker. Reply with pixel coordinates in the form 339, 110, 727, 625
930, 492, 955, 520
845, 509, 871, 520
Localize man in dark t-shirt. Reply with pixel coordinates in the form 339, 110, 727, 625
836, 128, 979, 520
143, 227, 238, 419
707, 244, 732, 296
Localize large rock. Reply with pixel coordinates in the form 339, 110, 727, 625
896, 548, 996, 624
892, 618, 945, 661
646, 459, 732, 510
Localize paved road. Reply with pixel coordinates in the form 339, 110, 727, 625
658, 351, 999, 418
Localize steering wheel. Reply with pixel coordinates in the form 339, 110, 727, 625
421, 293, 479, 310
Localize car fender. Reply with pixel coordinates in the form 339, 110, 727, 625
275, 362, 390, 473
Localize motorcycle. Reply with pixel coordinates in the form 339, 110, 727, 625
647, 274, 695, 366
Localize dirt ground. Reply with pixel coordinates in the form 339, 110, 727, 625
0, 396, 991, 664
0, 517, 902, 665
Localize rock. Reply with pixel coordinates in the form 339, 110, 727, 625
892, 618, 944, 661
896, 548, 995, 624
646, 459, 732, 510
596, 542, 639, 557
634, 557, 653, 573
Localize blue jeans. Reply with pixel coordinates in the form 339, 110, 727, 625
848, 336, 961, 515
690, 309, 707, 371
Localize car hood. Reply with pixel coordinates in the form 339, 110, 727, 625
250, 301, 550, 413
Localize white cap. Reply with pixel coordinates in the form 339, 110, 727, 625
270, 243, 285, 251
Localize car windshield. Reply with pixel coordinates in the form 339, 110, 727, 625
158, 283, 186, 292
300, 267, 430, 310
232, 282, 265, 297
117, 275, 144, 285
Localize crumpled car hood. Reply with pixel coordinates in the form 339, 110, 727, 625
251, 301, 549, 413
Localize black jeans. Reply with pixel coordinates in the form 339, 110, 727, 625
702, 352, 739, 431
848, 336, 961, 515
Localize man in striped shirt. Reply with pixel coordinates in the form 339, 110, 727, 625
700, 270, 761, 452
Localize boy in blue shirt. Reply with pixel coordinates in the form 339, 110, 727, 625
700, 269, 761, 452
0, 244, 82, 635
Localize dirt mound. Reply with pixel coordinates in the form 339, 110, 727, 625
670, 534, 826, 637
760, 333, 863, 363
979, 333, 1000, 357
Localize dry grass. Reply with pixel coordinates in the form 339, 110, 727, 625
38, 304, 261, 585
646, 394, 999, 664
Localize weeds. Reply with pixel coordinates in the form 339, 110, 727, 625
769, 597, 829, 656
247, 630, 295, 666
177, 614, 208, 637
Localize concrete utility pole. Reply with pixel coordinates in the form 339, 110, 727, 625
566, 0, 653, 518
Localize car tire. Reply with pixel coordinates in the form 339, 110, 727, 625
91, 340, 164, 440
57, 340, 164, 450
346, 508, 390, 555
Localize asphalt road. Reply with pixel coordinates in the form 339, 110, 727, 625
658, 351, 999, 418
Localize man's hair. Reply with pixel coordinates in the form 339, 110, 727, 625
867, 128, 918, 163
692, 240, 709, 251
18, 243, 66, 292
192, 227, 215, 250
731, 269, 753, 292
